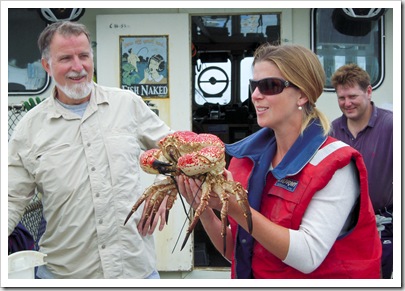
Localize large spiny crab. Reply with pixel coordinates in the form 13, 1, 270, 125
124, 131, 253, 254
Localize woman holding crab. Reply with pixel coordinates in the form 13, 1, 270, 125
178, 43, 382, 279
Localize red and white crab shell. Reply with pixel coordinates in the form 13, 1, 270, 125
124, 130, 252, 254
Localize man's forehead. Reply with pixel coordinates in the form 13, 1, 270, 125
53, 31, 88, 41
50, 33, 91, 50
337, 83, 361, 91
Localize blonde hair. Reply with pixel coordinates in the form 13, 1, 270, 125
253, 43, 330, 135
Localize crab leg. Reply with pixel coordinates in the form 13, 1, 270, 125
219, 192, 229, 255
164, 188, 178, 222
146, 184, 177, 228
222, 180, 252, 234
180, 178, 212, 251
124, 178, 176, 226
124, 184, 156, 225
141, 183, 178, 228
210, 179, 230, 255
234, 184, 253, 234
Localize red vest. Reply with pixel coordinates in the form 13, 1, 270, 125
228, 138, 381, 278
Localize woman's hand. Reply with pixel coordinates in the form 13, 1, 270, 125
177, 175, 224, 211
222, 169, 234, 181
176, 175, 201, 210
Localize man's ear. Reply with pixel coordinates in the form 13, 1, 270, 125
41, 58, 52, 76
366, 85, 373, 99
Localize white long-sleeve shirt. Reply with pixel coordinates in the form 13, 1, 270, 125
284, 161, 359, 273
8, 83, 172, 278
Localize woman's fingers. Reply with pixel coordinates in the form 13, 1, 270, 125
177, 175, 203, 210
223, 169, 234, 181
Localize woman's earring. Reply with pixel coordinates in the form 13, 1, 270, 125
298, 105, 303, 110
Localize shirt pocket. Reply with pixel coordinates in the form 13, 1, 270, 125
261, 179, 306, 226
104, 131, 141, 187
34, 143, 86, 196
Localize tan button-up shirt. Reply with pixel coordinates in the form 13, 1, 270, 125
8, 83, 172, 278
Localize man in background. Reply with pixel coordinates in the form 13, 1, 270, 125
330, 63, 393, 279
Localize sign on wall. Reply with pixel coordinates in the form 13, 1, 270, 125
119, 35, 169, 98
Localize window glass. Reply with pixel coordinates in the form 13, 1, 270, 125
312, 8, 384, 90
194, 59, 231, 106
8, 8, 50, 95
240, 14, 280, 38
193, 13, 280, 106
240, 57, 253, 103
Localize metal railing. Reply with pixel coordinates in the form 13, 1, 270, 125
8, 104, 26, 141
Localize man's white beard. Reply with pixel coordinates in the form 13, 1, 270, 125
56, 71, 93, 100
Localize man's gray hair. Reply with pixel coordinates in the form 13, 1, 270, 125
38, 21, 91, 60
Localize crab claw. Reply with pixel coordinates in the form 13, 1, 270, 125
124, 211, 134, 226
152, 160, 177, 175
124, 187, 151, 226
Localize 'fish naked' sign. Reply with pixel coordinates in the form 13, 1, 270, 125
120, 35, 169, 98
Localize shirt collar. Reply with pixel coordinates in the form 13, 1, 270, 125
368, 102, 378, 128
47, 82, 108, 119
272, 120, 327, 179
225, 119, 327, 180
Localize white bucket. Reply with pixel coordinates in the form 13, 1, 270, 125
8, 251, 47, 279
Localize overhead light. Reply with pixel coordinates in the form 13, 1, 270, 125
341, 8, 387, 20
39, 8, 85, 23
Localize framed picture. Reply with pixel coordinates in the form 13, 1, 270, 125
119, 35, 169, 98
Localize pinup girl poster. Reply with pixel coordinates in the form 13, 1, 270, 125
120, 35, 169, 98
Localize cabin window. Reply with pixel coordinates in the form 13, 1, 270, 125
192, 13, 281, 107
194, 58, 232, 106
311, 8, 385, 91
240, 56, 253, 103
8, 9, 50, 95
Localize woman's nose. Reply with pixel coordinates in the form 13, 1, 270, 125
251, 87, 262, 100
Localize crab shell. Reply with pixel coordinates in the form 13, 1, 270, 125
177, 145, 226, 176
158, 131, 224, 164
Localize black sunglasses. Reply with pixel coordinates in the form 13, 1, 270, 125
249, 77, 297, 96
